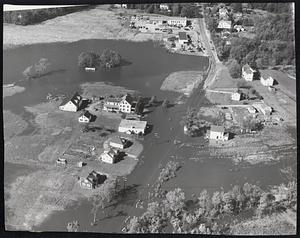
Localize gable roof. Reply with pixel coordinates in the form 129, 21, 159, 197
260, 70, 274, 80
110, 137, 127, 146
60, 92, 82, 106
80, 110, 92, 118
121, 94, 134, 105
179, 32, 187, 40
242, 64, 255, 74
210, 125, 225, 133
119, 119, 147, 130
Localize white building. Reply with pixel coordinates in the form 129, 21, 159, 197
247, 106, 257, 114
178, 32, 188, 45
219, 8, 228, 18
109, 137, 128, 150
167, 18, 187, 27
103, 98, 121, 113
78, 111, 92, 123
101, 149, 119, 164
231, 92, 241, 101
233, 25, 245, 32
59, 92, 82, 112
159, 4, 169, 11
260, 71, 275, 87
103, 94, 137, 114
217, 20, 232, 30
242, 64, 256, 81
209, 125, 229, 141
253, 102, 273, 116
118, 119, 147, 135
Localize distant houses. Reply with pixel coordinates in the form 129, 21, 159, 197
59, 92, 82, 112
159, 4, 170, 11
118, 119, 147, 135
209, 125, 229, 141
78, 110, 92, 123
217, 20, 232, 30
260, 71, 275, 87
242, 64, 256, 81
114, 4, 127, 9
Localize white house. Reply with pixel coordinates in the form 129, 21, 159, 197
253, 102, 273, 116
59, 92, 82, 112
109, 137, 128, 150
118, 119, 147, 135
79, 170, 106, 189
103, 98, 121, 113
178, 32, 188, 45
121, 4, 127, 8
242, 64, 256, 81
247, 106, 257, 114
219, 8, 229, 18
167, 18, 187, 27
260, 71, 275, 87
231, 92, 241, 101
209, 125, 229, 141
119, 94, 135, 113
78, 111, 92, 123
233, 25, 245, 32
101, 149, 119, 164
217, 20, 232, 30
159, 4, 169, 11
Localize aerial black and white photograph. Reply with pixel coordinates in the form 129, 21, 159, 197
3, 1, 297, 235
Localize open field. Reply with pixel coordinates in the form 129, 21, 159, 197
3, 110, 29, 139
160, 71, 204, 96
3, 85, 26, 98
3, 6, 163, 50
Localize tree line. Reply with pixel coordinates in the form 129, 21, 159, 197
3, 6, 91, 25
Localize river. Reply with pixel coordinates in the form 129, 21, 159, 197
3, 39, 294, 233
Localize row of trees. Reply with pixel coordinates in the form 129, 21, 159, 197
3, 6, 91, 25
124, 3, 201, 18
78, 50, 122, 69
125, 181, 297, 234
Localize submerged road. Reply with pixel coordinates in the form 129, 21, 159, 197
95, 17, 220, 233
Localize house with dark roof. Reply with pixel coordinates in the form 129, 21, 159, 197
100, 148, 120, 164
209, 125, 229, 141
178, 32, 188, 45
79, 170, 107, 189
78, 110, 93, 123
59, 92, 82, 112
242, 64, 256, 81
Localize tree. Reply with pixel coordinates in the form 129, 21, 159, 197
211, 191, 222, 214
163, 188, 185, 216
227, 59, 241, 78
23, 58, 51, 79
256, 193, 275, 217
78, 52, 100, 68
172, 3, 181, 16
231, 3, 243, 12
99, 49, 122, 69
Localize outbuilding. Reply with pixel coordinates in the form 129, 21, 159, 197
260, 71, 275, 87
217, 20, 231, 30
118, 119, 147, 135
178, 32, 188, 45
101, 149, 120, 164
79, 170, 107, 189
109, 137, 128, 150
59, 92, 82, 112
242, 64, 256, 81
231, 92, 241, 101
78, 111, 92, 123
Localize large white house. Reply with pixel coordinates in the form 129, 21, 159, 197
242, 64, 256, 81
260, 71, 275, 87
209, 125, 229, 141
59, 92, 82, 112
103, 94, 138, 114
167, 18, 187, 27
118, 119, 147, 135
100, 148, 119, 164
217, 20, 232, 30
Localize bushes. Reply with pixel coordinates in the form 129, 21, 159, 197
23, 58, 51, 79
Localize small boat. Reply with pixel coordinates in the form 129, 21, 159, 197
85, 67, 96, 72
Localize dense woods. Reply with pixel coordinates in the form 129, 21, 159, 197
205, 3, 295, 77
3, 6, 91, 25
78, 50, 122, 69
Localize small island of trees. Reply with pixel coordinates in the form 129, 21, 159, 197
78, 49, 123, 70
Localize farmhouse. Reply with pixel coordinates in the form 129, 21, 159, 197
118, 119, 147, 135
242, 64, 256, 81
78, 111, 92, 123
209, 125, 229, 141
167, 18, 187, 27
79, 170, 107, 189
260, 71, 275, 87
101, 149, 120, 164
217, 20, 232, 30
103, 98, 121, 112
231, 92, 241, 101
178, 32, 188, 45
119, 94, 135, 113
59, 92, 82, 112
159, 4, 169, 11
109, 137, 128, 150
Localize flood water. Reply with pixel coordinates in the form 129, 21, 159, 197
3, 39, 295, 233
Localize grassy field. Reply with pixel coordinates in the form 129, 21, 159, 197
3, 6, 162, 50
160, 71, 204, 96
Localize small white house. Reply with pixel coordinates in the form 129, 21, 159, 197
242, 64, 256, 81
260, 71, 275, 87
59, 92, 82, 112
247, 106, 257, 114
101, 149, 119, 164
109, 137, 128, 150
78, 111, 92, 123
209, 125, 229, 141
178, 32, 188, 45
118, 119, 147, 135
253, 102, 273, 116
159, 4, 169, 11
231, 92, 241, 101
217, 20, 232, 30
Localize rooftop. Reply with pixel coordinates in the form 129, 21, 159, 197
178, 32, 187, 40
60, 92, 82, 106
119, 119, 147, 130
243, 64, 255, 74
210, 125, 225, 133
260, 70, 274, 79
110, 136, 127, 145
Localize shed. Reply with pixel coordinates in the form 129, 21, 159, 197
209, 125, 229, 141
